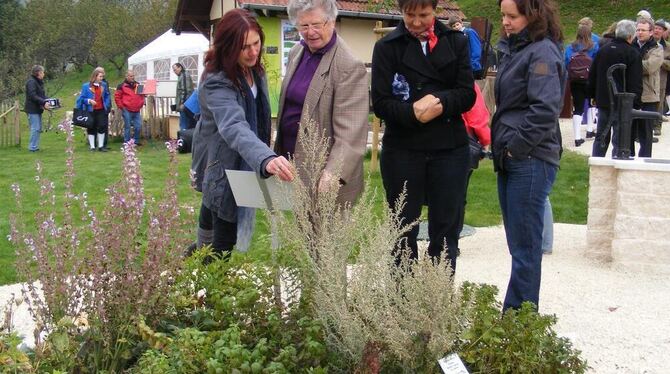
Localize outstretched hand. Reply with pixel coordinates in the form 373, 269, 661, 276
265, 156, 294, 181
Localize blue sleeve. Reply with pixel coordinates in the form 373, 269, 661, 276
591, 33, 600, 45
184, 89, 200, 114
589, 43, 599, 59
507, 43, 564, 158
75, 83, 86, 109
564, 45, 573, 67
76, 83, 93, 111
466, 28, 482, 71
102, 81, 112, 111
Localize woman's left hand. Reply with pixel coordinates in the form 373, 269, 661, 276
266, 156, 294, 181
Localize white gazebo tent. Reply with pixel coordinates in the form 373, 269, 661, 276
124, 30, 209, 139
127, 29, 209, 90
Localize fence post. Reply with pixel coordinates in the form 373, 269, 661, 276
14, 100, 20, 146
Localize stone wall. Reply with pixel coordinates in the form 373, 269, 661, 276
587, 158, 670, 273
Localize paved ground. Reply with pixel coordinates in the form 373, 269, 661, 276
560, 115, 670, 158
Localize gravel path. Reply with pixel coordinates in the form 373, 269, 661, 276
455, 223, 670, 374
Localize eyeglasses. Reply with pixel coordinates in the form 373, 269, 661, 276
297, 21, 328, 32
637, 28, 651, 32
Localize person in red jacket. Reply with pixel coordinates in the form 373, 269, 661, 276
114, 70, 145, 145
457, 83, 491, 239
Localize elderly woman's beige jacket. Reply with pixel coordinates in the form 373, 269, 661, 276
276, 37, 369, 205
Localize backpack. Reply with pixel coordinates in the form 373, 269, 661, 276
567, 50, 592, 81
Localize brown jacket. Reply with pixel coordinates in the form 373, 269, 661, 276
276, 37, 369, 205
638, 41, 664, 103
659, 39, 670, 96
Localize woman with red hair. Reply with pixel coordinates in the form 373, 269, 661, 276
190, 9, 294, 260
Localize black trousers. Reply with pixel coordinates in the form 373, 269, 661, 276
570, 80, 588, 116
592, 108, 616, 157
380, 145, 470, 272
86, 109, 108, 135
199, 203, 236, 255
631, 102, 657, 158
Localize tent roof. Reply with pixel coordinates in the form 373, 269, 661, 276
128, 30, 209, 65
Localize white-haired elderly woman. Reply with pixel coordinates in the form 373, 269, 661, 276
275, 0, 369, 205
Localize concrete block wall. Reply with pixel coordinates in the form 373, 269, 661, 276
586, 164, 616, 262
587, 158, 670, 273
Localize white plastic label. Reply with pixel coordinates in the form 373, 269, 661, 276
438, 353, 469, 374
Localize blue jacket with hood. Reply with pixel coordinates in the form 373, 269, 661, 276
491, 30, 565, 170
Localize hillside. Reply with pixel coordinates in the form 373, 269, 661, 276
458, 0, 670, 42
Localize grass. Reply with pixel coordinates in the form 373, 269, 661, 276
0, 65, 590, 285
459, 0, 670, 42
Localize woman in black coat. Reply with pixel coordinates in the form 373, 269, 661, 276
371, 0, 475, 272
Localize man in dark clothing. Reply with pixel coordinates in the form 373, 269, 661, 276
24, 65, 52, 152
589, 20, 643, 157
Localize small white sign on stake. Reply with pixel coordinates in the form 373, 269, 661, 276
438, 353, 469, 374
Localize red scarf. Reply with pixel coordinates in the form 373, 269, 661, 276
427, 19, 438, 52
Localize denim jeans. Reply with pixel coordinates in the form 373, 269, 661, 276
179, 111, 189, 131
122, 109, 142, 143
497, 156, 557, 311
27, 113, 42, 151
380, 145, 470, 273
542, 197, 553, 252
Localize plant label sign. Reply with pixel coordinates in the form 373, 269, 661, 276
438, 353, 469, 374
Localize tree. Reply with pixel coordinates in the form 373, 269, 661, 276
0, 0, 177, 100
90, 0, 177, 75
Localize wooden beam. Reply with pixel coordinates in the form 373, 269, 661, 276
189, 20, 209, 36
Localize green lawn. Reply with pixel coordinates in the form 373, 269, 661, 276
0, 118, 589, 285
458, 0, 670, 41
0, 65, 589, 285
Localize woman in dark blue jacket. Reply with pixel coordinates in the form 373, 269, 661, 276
76, 67, 111, 151
371, 0, 475, 272
493, 0, 565, 311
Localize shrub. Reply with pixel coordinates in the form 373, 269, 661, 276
270, 120, 587, 373
132, 253, 330, 373
0, 332, 33, 373
8, 122, 193, 372
457, 282, 588, 373
268, 121, 472, 372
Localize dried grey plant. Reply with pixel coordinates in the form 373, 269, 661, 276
271, 118, 473, 372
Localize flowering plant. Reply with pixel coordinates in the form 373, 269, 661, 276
8, 120, 193, 372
